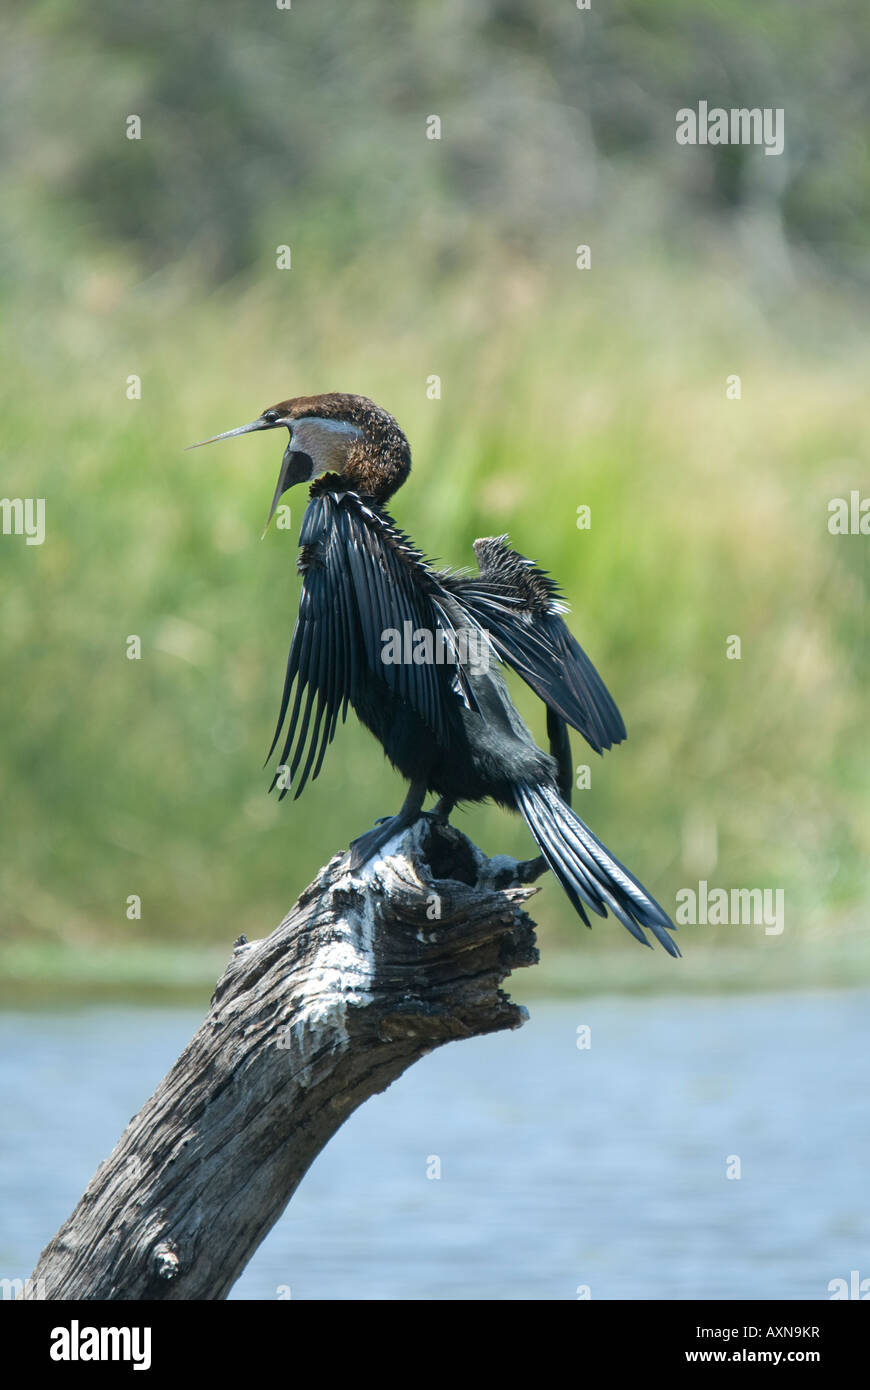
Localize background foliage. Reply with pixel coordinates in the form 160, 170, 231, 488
1, 1, 867, 997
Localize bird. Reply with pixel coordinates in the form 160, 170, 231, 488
189, 392, 679, 957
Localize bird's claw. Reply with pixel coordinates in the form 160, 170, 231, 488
347, 817, 404, 870
348, 808, 433, 870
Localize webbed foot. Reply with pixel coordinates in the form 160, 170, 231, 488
347, 781, 428, 870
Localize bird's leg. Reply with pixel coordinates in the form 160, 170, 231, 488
347, 781, 429, 870
430, 796, 454, 826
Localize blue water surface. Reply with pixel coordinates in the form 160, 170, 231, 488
1, 992, 867, 1300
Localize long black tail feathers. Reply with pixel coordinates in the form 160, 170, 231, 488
514, 782, 680, 958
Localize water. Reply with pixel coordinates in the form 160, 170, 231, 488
1, 992, 867, 1300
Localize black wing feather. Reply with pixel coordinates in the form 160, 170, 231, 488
268, 491, 481, 799
445, 535, 626, 756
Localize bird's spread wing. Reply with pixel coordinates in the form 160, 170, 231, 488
444, 535, 626, 755
267, 491, 484, 798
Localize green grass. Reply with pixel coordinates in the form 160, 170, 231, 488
1, 245, 867, 998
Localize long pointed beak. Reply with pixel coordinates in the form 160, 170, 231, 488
263, 453, 296, 536
185, 417, 278, 450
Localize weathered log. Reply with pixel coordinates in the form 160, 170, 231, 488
27, 818, 541, 1300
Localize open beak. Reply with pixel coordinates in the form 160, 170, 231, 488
185, 413, 299, 537
185, 417, 280, 450
263, 451, 299, 534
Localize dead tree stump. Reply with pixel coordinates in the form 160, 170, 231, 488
26, 819, 541, 1300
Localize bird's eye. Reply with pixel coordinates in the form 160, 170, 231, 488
262, 409, 279, 423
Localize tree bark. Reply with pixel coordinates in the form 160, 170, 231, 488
26, 819, 541, 1300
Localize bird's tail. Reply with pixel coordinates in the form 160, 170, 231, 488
514, 782, 680, 957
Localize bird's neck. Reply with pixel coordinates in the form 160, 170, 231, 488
310, 439, 410, 505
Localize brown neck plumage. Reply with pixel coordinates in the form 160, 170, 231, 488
272, 392, 411, 505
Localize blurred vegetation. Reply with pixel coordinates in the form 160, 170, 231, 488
0, 2, 867, 999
